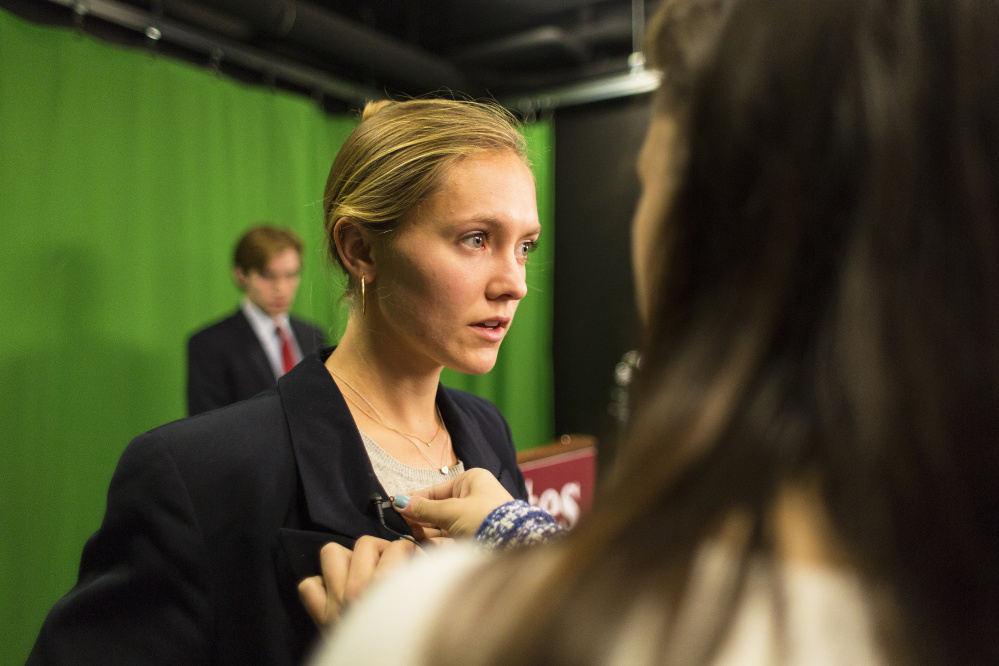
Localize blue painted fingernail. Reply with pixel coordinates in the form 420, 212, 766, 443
393, 494, 410, 509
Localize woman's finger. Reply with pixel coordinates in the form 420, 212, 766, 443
318, 541, 353, 610
297, 576, 328, 628
405, 523, 450, 541
343, 535, 420, 603
406, 475, 461, 501
393, 469, 514, 538
369, 539, 418, 584
343, 536, 391, 603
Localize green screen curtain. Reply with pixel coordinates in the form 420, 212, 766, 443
0, 9, 553, 662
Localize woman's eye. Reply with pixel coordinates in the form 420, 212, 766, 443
517, 240, 538, 260
462, 234, 486, 249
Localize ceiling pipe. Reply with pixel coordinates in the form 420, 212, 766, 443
452, 10, 634, 72
195, 0, 467, 93
454, 26, 589, 69
502, 68, 660, 114
46, 0, 384, 105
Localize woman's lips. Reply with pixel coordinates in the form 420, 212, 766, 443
469, 318, 509, 343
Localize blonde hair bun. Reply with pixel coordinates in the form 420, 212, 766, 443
360, 100, 394, 121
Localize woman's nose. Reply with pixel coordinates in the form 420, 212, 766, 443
486, 254, 528, 301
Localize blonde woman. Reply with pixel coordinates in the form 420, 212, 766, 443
28, 99, 539, 666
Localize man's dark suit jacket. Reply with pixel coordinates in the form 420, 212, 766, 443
186, 309, 328, 416
28, 349, 527, 665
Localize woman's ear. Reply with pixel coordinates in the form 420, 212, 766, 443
332, 217, 376, 281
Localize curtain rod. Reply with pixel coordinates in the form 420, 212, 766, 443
45, 0, 385, 106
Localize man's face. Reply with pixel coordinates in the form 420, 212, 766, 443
235, 247, 301, 318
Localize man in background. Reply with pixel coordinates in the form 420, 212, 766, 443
187, 225, 327, 415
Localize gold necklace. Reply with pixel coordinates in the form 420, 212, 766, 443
329, 369, 442, 446
331, 370, 454, 474
342, 392, 454, 474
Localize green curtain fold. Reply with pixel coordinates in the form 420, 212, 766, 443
0, 9, 553, 662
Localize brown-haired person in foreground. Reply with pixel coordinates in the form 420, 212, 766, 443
309, 0, 999, 663
186, 225, 327, 415
27, 99, 536, 665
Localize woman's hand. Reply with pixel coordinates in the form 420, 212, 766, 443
394, 468, 514, 539
297, 536, 419, 631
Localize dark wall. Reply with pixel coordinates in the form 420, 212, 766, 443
553, 94, 653, 469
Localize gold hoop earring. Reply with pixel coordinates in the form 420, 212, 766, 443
360, 275, 366, 315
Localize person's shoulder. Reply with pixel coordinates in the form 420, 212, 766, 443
131, 389, 287, 470
188, 310, 245, 345
113, 389, 297, 532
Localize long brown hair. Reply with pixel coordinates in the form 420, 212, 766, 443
436, 0, 999, 662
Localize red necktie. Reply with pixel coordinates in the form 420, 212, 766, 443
277, 326, 296, 375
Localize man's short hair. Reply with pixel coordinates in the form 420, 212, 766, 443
233, 225, 304, 274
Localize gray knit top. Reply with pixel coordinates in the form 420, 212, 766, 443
359, 430, 465, 497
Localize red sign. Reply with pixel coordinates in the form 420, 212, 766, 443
518, 439, 596, 529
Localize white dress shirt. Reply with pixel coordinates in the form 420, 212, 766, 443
241, 298, 302, 379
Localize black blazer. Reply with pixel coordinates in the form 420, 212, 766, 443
186, 309, 328, 416
29, 349, 527, 665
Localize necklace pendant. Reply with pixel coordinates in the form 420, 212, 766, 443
441, 466, 448, 474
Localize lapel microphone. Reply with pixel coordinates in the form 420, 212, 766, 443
369, 493, 392, 522
369, 493, 419, 546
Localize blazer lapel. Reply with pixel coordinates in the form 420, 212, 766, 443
275, 350, 402, 539
275, 351, 504, 544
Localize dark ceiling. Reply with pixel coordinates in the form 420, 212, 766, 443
2, 0, 654, 112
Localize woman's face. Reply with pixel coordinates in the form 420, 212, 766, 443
632, 114, 679, 323
369, 149, 541, 375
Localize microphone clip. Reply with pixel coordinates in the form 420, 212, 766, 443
369, 493, 393, 523
368, 492, 419, 546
